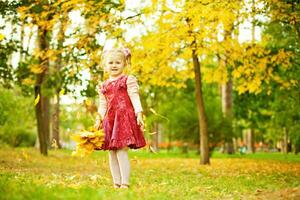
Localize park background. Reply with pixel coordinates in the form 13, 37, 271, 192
0, 0, 299, 199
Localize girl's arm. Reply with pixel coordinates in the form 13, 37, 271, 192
126, 75, 143, 115
98, 91, 107, 119
126, 75, 144, 128
95, 83, 107, 128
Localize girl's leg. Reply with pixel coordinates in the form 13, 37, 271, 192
108, 150, 121, 187
116, 147, 130, 187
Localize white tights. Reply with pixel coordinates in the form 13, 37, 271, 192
108, 148, 130, 185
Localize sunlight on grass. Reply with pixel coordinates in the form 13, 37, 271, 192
0, 147, 299, 200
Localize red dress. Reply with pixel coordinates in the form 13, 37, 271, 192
99, 75, 146, 150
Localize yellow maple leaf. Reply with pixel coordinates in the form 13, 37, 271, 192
149, 132, 157, 135
59, 88, 65, 96
232, 69, 241, 78
22, 78, 35, 85
149, 108, 158, 115
51, 138, 58, 150
30, 64, 45, 74
34, 94, 40, 106
0, 34, 4, 41
149, 145, 157, 153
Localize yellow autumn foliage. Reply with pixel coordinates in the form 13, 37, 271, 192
71, 127, 105, 157
137, 0, 296, 96
134, 0, 246, 89
30, 64, 45, 74
16, 0, 124, 88
232, 43, 293, 94
22, 78, 35, 85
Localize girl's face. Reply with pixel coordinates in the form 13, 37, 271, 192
104, 52, 125, 77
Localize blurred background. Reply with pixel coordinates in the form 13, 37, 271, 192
0, 0, 299, 159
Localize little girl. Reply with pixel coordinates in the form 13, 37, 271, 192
95, 47, 146, 189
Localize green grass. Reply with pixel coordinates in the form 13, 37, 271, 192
210, 151, 300, 162
127, 148, 300, 162
0, 147, 299, 200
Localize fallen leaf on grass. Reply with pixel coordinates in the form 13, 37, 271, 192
149, 146, 157, 153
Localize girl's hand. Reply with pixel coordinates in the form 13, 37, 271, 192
94, 120, 102, 130
136, 112, 144, 131
94, 114, 102, 130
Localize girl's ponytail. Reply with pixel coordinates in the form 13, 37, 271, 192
122, 47, 131, 67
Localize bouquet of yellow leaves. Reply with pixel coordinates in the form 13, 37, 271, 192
71, 127, 105, 157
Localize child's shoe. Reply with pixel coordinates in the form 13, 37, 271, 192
120, 184, 129, 189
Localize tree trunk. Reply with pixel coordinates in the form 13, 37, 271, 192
251, 0, 256, 44
35, 85, 48, 155
35, 26, 50, 156
43, 95, 50, 149
282, 127, 288, 154
246, 128, 255, 153
50, 17, 67, 149
192, 49, 210, 165
51, 91, 62, 149
167, 123, 172, 152
222, 80, 235, 154
295, 138, 300, 154
220, 21, 235, 154
151, 122, 159, 152
20, 20, 24, 62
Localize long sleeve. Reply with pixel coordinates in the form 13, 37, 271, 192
126, 75, 143, 115
98, 83, 107, 119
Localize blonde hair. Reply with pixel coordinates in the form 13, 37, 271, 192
101, 48, 131, 70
